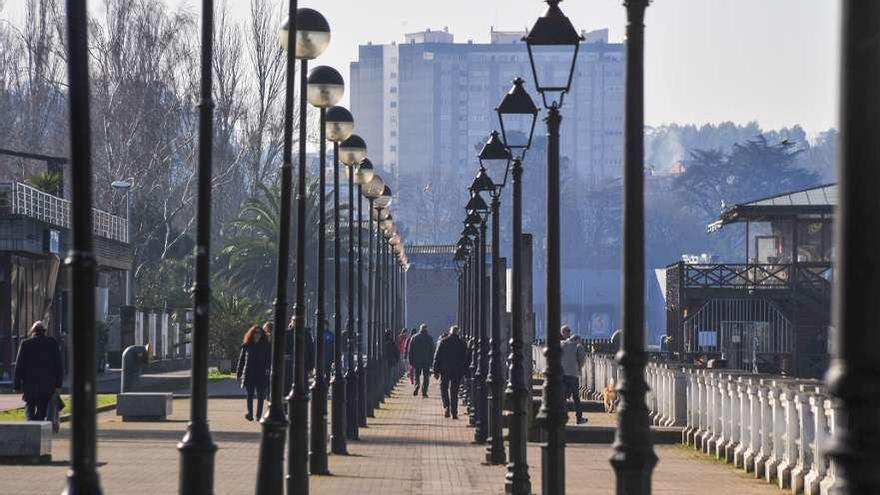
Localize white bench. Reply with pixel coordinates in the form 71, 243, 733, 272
116, 393, 173, 421
0, 421, 51, 464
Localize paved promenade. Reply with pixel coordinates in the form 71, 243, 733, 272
0, 378, 782, 494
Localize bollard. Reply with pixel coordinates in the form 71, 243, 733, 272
121, 344, 150, 393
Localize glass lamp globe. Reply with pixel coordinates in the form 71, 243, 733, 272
279, 8, 330, 60
339, 134, 367, 168
363, 174, 385, 200
307, 65, 345, 108
355, 158, 375, 185
325, 106, 354, 143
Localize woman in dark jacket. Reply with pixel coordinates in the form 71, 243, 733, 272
236, 325, 271, 421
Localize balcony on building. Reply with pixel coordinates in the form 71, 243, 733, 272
0, 180, 132, 379
664, 183, 836, 378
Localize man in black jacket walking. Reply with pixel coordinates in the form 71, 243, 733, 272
432, 325, 468, 419
13, 321, 64, 421
407, 323, 434, 398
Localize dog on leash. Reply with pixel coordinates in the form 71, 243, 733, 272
602, 381, 618, 413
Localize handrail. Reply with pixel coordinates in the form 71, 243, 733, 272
667, 261, 832, 293
1, 181, 128, 243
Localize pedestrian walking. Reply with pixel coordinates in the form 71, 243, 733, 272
384, 329, 401, 390
560, 325, 588, 424
432, 325, 468, 419
236, 325, 271, 421
405, 328, 418, 384
407, 323, 435, 398
13, 321, 64, 421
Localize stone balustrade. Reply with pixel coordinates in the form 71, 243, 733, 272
579, 353, 838, 495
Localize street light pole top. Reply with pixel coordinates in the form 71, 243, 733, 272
471, 168, 495, 193
524, 0, 583, 107
355, 158, 375, 185
279, 8, 331, 60
375, 185, 393, 209
308, 65, 345, 108
523, 0, 582, 46
325, 105, 354, 143
496, 78, 539, 156
363, 173, 385, 199
465, 210, 483, 227
339, 134, 368, 167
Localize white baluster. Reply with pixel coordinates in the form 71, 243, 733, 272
734, 377, 751, 469
804, 395, 828, 495
792, 386, 818, 494
755, 381, 773, 478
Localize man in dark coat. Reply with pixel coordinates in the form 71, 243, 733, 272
407, 323, 434, 398
13, 321, 64, 421
432, 325, 469, 419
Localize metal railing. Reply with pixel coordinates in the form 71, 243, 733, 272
581, 354, 838, 493
0, 181, 129, 243
667, 261, 833, 294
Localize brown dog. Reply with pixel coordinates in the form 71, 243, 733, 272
602, 382, 618, 413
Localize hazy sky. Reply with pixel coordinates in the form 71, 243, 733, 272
8, 0, 841, 135
197, 0, 842, 135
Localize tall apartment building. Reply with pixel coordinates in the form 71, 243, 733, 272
349, 27, 625, 186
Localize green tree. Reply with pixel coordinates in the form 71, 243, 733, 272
218, 179, 344, 304
29, 171, 62, 195
209, 292, 269, 366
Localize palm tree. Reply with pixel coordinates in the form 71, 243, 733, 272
219, 178, 350, 306
29, 171, 63, 195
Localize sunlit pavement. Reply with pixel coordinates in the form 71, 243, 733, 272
0, 378, 782, 494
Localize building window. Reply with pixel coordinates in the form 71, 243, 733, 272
390, 101, 397, 108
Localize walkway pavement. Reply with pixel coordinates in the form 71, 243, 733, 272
0, 378, 783, 494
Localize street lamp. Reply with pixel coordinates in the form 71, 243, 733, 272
326, 107, 353, 457
361, 174, 384, 417
111, 179, 134, 305
463, 209, 485, 441
340, 134, 367, 441
611, 2, 657, 493
307, 64, 344, 475
281, 7, 330, 494
369, 179, 391, 410
476, 132, 511, 466
496, 77, 538, 495
459, 224, 478, 427
63, 1, 105, 493
175, 0, 220, 492
524, 2, 583, 493
353, 158, 373, 427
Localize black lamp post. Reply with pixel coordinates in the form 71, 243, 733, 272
611, 2, 657, 494
255, 4, 303, 491
355, 160, 375, 427
828, 4, 880, 494
362, 174, 385, 417
467, 189, 490, 446
459, 226, 477, 427
341, 139, 366, 441
177, 0, 219, 492
524, 2, 583, 493
328, 117, 358, 456
374, 186, 393, 403
496, 77, 538, 495
307, 65, 345, 475
477, 131, 512, 465
63, 1, 104, 493
281, 7, 330, 493
462, 210, 485, 441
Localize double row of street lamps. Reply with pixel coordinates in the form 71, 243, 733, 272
253, 5, 411, 494
455, 1, 657, 494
